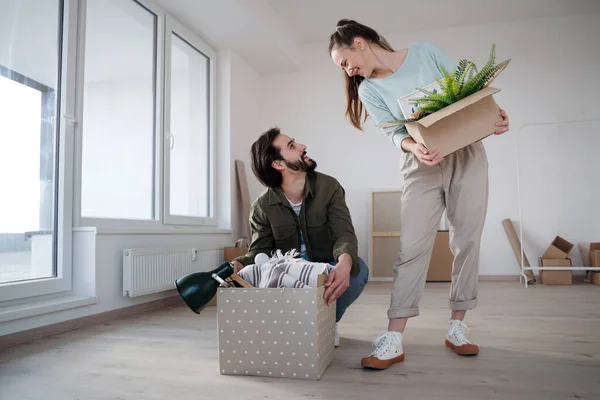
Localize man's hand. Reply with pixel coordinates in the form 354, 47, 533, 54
323, 255, 352, 306
232, 260, 244, 273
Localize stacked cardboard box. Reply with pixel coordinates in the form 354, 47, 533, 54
426, 230, 453, 282
538, 236, 574, 285
589, 242, 600, 286
224, 246, 249, 264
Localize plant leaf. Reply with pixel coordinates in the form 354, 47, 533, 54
401, 44, 510, 120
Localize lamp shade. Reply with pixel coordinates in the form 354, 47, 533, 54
175, 262, 234, 314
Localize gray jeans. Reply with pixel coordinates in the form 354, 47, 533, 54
388, 142, 489, 319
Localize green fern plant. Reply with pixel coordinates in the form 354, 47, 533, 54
380, 44, 510, 128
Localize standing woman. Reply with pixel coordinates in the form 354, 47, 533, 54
329, 19, 509, 370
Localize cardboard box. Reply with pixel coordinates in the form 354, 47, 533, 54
224, 246, 249, 262
427, 230, 453, 282
538, 258, 572, 285
398, 87, 503, 158
542, 236, 574, 259
216, 277, 335, 380
591, 272, 600, 286
589, 243, 600, 267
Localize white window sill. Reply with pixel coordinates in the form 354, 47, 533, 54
0, 295, 99, 323
73, 226, 232, 235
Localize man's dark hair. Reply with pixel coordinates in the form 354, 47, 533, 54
250, 127, 283, 189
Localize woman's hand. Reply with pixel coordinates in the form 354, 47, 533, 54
402, 138, 443, 165
412, 142, 443, 166
495, 107, 510, 135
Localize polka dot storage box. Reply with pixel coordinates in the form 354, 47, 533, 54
217, 275, 335, 380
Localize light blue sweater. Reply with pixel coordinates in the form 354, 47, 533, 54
358, 41, 455, 151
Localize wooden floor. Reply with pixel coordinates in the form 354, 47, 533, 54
1, 282, 599, 400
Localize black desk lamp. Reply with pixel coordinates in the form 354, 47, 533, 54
175, 262, 234, 314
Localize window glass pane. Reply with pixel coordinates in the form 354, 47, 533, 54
81, 0, 156, 220
169, 33, 210, 218
0, 0, 60, 284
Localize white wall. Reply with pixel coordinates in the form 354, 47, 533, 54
1, 50, 262, 336
517, 120, 600, 267
229, 52, 268, 204
259, 13, 600, 276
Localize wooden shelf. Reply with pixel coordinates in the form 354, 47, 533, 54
372, 231, 401, 237
368, 190, 452, 282
369, 190, 403, 280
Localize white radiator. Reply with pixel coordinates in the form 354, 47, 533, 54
122, 246, 223, 297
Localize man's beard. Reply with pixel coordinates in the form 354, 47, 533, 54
284, 152, 317, 173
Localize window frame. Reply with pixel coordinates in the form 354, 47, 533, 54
162, 15, 217, 227
0, 0, 77, 302
73, 0, 165, 231
73, 0, 219, 232
0, 0, 226, 308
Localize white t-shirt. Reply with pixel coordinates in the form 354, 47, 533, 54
285, 196, 307, 257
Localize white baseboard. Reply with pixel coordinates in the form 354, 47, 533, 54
368, 275, 523, 283
0, 295, 183, 350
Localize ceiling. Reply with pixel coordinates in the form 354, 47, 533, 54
154, 0, 304, 75
156, 0, 600, 75
267, 0, 600, 44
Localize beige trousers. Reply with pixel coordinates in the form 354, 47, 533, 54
388, 141, 489, 319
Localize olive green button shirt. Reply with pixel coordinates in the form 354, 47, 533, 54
235, 171, 360, 276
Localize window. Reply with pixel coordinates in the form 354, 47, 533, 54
0, 0, 220, 306
80, 0, 158, 221
78, 1, 218, 230
164, 18, 216, 226
0, 72, 54, 285
0, 0, 76, 301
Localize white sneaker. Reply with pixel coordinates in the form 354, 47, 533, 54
361, 331, 405, 369
445, 319, 479, 356
334, 323, 340, 347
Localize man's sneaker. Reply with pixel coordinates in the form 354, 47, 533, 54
334, 323, 340, 347
445, 319, 479, 356
361, 331, 405, 369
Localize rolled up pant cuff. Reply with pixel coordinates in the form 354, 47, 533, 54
387, 307, 419, 319
449, 298, 477, 311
